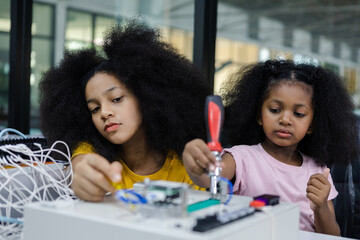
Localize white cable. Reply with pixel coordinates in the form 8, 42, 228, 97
0, 140, 75, 240
0, 128, 27, 139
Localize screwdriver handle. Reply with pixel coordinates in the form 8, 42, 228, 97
205, 95, 224, 152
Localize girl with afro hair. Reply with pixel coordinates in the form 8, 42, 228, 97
182, 59, 359, 235
39, 19, 211, 202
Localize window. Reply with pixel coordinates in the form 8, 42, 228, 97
0, 0, 10, 128
64, 1, 195, 60
215, 0, 360, 107
31, 3, 55, 132
65, 10, 94, 50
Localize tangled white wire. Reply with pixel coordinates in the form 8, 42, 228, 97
0, 140, 74, 240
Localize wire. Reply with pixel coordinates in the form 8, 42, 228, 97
0, 128, 27, 139
0, 216, 23, 225
0, 139, 74, 240
115, 189, 147, 205
218, 176, 233, 205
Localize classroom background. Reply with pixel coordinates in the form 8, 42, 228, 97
0, 1, 359, 238
0, 0, 360, 135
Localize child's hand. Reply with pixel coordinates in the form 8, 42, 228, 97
182, 139, 218, 175
182, 139, 223, 188
71, 153, 122, 202
306, 168, 331, 211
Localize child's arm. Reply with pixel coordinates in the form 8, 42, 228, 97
71, 153, 122, 202
306, 168, 340, 236
182, 139, 236, 188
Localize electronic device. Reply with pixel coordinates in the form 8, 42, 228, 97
254, 194, 280, 206
23, 186, 300, 240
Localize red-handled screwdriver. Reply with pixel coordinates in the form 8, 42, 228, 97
205, 95, 224, 199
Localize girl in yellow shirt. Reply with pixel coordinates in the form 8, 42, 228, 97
39, 20, 210, 201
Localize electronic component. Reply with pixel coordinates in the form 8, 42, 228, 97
187, 199, 220, 213
120, 180, 189, 218
114, 180, 275, 233
192, 206, 255, 232
121, 179, 232, 218
253, 194, 280, 206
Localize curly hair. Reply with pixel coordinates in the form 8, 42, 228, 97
39, 19, 211, 162
221, 59, 359, 166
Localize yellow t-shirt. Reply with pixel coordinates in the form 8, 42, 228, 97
72, 142, 203, 190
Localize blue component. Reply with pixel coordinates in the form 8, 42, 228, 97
0, 216, 23, 224
115, 189, 147, 205
218, 176, 233, 205
0, 128, 27, 139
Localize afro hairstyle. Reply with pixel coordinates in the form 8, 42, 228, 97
39, 19, 211, 162
221, 59, 359, 166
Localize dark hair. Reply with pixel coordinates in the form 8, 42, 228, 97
221, 59, 359, 166
39, 19, 211, 161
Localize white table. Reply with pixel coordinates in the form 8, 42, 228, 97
299, 230, 358, 240
24, 191, 300, 240
22, 188, 357, 240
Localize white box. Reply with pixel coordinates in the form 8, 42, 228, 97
0, 162, 69, 219
23, 190, 299, 240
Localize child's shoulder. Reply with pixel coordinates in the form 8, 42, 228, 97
223, 143, 262, 156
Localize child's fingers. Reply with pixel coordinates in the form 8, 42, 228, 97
306, 184, 322, 197
194, 139, 216, 160
194, 139, 218, 167
306, 183, 325, 206
73, 174, 108, 202
306, 169, 332, 209
182, 148, 207, 175
308, 173, 330, 187
87, 155, 122, 183
108, 161, 123, 183
72, 153, 122, 200
307, 177, 323, 189
183, 139, 213, 175
306, 188, 328, 210
107, 161, 123, 191
72, 162, 111, 201
323, 167, 330, 179
83, 161, 116, 192
307, 176, 330, 202
184, 139, 215, 166
306, 192, 319, 209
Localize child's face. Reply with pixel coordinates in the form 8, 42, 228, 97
85, 72, 143, 145
259, 81, 314, 148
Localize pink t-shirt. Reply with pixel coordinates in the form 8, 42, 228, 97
223, 143, 338, 232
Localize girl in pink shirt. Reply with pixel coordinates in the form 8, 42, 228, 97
182, 59, 359, 236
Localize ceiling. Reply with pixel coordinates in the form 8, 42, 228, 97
221, 0, 360, 58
